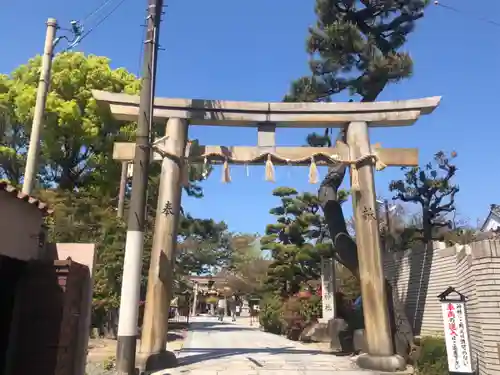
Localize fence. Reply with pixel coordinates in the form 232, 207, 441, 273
384, 240, 500, 375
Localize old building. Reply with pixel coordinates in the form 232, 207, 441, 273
0, 182, 95, 375
480, 204, 500, 232
0, 181, 50, 260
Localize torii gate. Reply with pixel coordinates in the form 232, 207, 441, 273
92, 89, 440, 372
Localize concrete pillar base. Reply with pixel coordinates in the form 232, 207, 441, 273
136, 350, 178, 373
329, 318, 351, 352
356, 353, 407, 373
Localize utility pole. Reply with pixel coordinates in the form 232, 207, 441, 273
115, 0, 163, 373
117, 161, 128, 218
22, 18, 57, 195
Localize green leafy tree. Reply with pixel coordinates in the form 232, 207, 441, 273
0, 103, 9, 142
261, 187, 348, 296
1, 52, 211, 202
0, 75, 26, 183
390, 151, 459, 243
39, 189, 147, 337
228, 234, 260, 263
0, 52, 140, 192
225, 235, 271, 297
41, 187, 233, 334
0, 52, 223, 336
176, 215, 233, 277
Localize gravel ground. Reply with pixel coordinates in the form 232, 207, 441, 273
85, 329, 186, 375
85, 361, 117, 375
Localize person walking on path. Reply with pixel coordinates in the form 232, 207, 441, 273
229, 295, 237, 322
249, 303, 259, 326
217, 295, 226, 322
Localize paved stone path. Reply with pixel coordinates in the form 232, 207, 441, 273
154, 316, 373, 375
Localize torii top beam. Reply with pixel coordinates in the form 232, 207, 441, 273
92, 90, 441, 128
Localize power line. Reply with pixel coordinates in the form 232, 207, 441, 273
77, 0, 129, 45
52, 0, 128, 51
81, 0, 116, 24
434, 1, 500, 28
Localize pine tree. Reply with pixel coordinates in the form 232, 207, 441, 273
286, 0, 428, 104
261, 187, 348, 296
285, 0, 430, 275
282, 3, 431, 353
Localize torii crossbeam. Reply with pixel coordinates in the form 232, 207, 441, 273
93, 89, 439, 127
92, 89, 441, 373
112, 142, 419, 167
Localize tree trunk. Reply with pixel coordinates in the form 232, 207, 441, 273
423, 212, 432, 243
58, 172, 75, 191
318, 164, 359, 276
102, 309, 118, 339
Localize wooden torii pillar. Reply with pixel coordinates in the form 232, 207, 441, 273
93, 90, 440, 373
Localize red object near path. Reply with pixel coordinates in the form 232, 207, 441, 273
316, 285, 322, 296
298, 290, 312, 298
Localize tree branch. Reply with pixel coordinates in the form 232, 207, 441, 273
429, 186, 458, 214
394, 191, 425, 205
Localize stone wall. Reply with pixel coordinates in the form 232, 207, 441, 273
384, 240, 500, 375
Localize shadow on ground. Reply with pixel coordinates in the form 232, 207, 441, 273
177, 347, 332, 366
192, 325, 256, 332
167, 321, 348, 369
166, 332, 184, 341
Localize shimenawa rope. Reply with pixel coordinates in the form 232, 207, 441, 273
195, 149, 386, 191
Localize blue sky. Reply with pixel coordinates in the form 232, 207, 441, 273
1, 0, 498, 234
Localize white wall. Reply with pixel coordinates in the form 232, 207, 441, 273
0, 192, 44, 261
384, 240, 500, 375
482, 216, 500, 232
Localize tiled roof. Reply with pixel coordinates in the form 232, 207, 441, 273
491, 204, 500, 217
0, 181, 52, 215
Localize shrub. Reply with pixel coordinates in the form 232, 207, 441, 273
281, 295, 322, 340
259, 295, 283, 334
415, 336, 448, 375
281, 297, 304, 340
299, 294, 321, 322
259, 293, 323, 340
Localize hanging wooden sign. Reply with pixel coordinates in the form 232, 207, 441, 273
438, 287, 474, 375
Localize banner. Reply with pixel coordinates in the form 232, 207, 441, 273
441, 301, 473, 373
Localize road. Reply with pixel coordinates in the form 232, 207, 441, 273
155, 316, 374, 375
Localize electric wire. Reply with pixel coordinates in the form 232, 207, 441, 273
434, 1, 500, 29
55, 0, 122, 50
77, 0, 129, 45
81, 0, 116, 24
